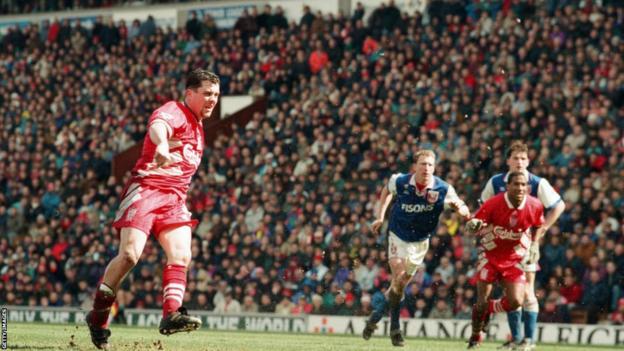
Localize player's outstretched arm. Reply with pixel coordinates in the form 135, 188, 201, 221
371, 185, 393, 234
542, 200, 565, 235
444, 185, 471, 220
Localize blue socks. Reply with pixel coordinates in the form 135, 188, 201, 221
367, 289, 402, 331
523, 311, 538, 342
369, 293, 388, 324
507, 310, 523, 342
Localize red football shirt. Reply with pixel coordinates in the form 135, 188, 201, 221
131, 101, 204, 198
474, 192, 545, 263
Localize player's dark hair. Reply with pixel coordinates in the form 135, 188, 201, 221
186, 69, 220, 89
508, 171, 527, 183
506, 141, 528, 159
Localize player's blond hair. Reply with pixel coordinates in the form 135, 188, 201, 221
414, 149, 436, 164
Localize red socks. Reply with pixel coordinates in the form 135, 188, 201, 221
162, 264, 187, 317
488, 297, 512, 313
89, 283, 116, 328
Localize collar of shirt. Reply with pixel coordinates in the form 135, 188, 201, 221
504, 192, 527, 210
181, 100, 203, 125
409, 174, 434, 196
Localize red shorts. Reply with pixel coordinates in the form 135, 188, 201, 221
112, 181, 198, 237
476, 256, 526, 284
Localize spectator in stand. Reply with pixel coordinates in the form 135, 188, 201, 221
275, 296, 294, 315
308, 40, 329, 74
290, 295, 312, 315
560, 270, 583, 306
241, 295, 259, 313
429, 299, 453, 319
581, 270, 610, 324
611, 298, 624, 325
214, 290, 242, 314
186, 11, 202, 40
539, 295, 571, 323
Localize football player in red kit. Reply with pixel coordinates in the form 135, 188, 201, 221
86, 69, 219, 349
465, 172, 545, 349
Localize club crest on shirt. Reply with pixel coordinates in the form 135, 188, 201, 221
426, 190, 439, 204
390, 243, 397, 255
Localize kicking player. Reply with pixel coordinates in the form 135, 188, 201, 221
467, 172, 545, 349
481, 141, 564, 350
362, 149, 471, 347
86, 69, 220, 349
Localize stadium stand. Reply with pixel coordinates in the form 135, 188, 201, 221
0, 0, 188, 15
0, 0, 622, 325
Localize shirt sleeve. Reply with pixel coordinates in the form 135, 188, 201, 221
480, 177, 495, 204
444, 184, 466, 209
387, 173, 400, 195
537, 178, 562, 209
535, 202, 545, 227
148, 108, 186, 138
474, 198, 492, 223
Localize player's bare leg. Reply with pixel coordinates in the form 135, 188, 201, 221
472, 281, 524, 349
157, 225, 202, 335
364, 257, 410, 345
387, 257, 415, 347
468, 281, 493, 349
87, 228, 148, 349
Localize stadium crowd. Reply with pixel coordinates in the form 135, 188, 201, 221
0, 0, 623, 325
0, 0, 190, 15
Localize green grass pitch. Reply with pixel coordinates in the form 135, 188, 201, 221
5, 322, 622, 351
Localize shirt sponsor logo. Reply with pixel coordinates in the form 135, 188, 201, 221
183, 144, 202, 168
488, 225, 529, 241
400, 203, 435, 213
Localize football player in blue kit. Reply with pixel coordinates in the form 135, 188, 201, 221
481, 141, 564, 351
362, 149, 472, 346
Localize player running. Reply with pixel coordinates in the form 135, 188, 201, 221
466, 172, 545, 349
481, 141, 564, 350
363, 149, 471, 347
86, 69, 220, 349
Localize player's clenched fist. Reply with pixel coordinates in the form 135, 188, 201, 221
465, 218, 484, 234
526, 241, 540, 265
154, 143, 174, 167
371, 219, 384, 234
